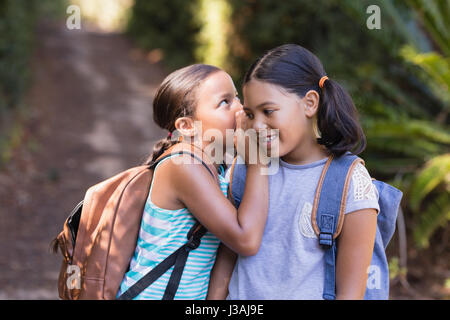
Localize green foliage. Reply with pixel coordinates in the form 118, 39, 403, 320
388, 256, 407, 280
408, 154, 450, 248
406, 0, 450, 56
0, 0, 66, 113
396, 1, 450, 248
0, 0, 39, 165
413, 192, 450, 248
0, 0, 66, 165
126, 0, 201, 69
409, 154, 450, 211
0, 0, 38, 112
227, 0, 414, 86
401, 46, 450, 106
194, 0, 233, 70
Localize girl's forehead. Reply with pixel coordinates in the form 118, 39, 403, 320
198, 70, 236, 95
243, 80, 290, 104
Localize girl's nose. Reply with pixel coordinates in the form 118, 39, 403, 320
252, 118, 268, 131
233, 98, 243, 112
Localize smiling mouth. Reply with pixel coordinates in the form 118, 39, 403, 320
259, 134, 278, 143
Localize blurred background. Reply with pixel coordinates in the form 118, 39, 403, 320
0, 0, 448, 299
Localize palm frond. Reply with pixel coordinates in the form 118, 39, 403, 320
407, 0, 450, 56
401, 45, 450, 106
413, 192, 450, 248
409, 153, 450, 211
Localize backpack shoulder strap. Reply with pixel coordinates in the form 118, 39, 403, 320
310, 152, 364, 300
227, 156, 248, 208
311, 153, 364, 243
117, 221, 206, 300
227, 156, 239, 207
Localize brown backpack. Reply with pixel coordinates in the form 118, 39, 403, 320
51, 147, 219, 300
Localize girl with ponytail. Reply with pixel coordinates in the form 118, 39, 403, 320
208, 44, 380, 300
118, 64, 269, 299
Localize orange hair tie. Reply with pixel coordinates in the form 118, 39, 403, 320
319, 76, 329, 89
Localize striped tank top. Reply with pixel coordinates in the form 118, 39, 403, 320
117, 154, 229, 299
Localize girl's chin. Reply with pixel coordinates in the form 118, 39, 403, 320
260, 140, 281, 158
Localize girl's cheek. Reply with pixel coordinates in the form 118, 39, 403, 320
225, 108, 239, 129
277, 129, 295, 153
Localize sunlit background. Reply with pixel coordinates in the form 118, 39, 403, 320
0, 0, 448, 299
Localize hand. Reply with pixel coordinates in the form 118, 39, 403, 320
234, 110, 269, 166
234, 110, 248, 163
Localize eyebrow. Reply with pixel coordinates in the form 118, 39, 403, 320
245, 101, 277, 110
217, 91, 236, 100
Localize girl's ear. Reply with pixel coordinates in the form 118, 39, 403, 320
174, 117, 196, 137
303, 90, 320, 118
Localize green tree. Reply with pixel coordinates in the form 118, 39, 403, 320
397, 0, 450, 248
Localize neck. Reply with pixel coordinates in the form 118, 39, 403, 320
178, 140, 222, 171
281, 137, 329, 165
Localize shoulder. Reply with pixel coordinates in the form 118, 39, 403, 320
345, 162, 380, 214
157, 153, 216, 187
350, 162, 378, 200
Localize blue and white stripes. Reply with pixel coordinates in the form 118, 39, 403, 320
117, 155, 228, 300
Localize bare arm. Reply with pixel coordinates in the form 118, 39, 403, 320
207, 244, 237, 299
335, 208, 378, 299
152, 110, 268, 257
171, 158, 268, 256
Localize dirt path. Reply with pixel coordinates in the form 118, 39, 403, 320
0, 20, 167, 299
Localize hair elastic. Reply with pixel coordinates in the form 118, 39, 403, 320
319, 76, 329, 89
167, 131, 172, 139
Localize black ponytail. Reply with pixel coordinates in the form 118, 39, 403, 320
317, 78, 366, 156
243, 44, 366, 157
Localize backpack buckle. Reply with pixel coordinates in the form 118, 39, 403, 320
319, 232, 333, 247
186, 235, 201, 251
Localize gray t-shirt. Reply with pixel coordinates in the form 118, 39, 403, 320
226, 156, 380, 300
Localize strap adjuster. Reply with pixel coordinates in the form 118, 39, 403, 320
319, 232, 333, 247
185, 235, 201, 251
